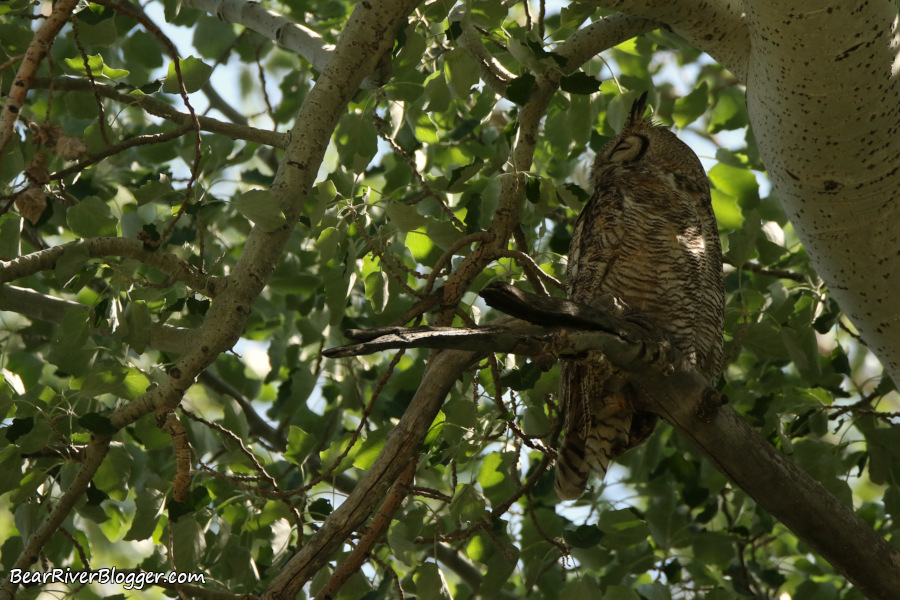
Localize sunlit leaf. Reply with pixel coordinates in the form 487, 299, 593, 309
233, 189, 286, 232
162, 55, 213, 93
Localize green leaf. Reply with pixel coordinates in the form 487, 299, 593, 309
93, 442, 133, 500
0, 447, 23, 496
55, 242, 92, 288
673, 81, 709, 128
692, 532, 735, 567
709, 163, 759, 206
710, 188, 744, 230
63, 54, 128, 79
75, 5, 118, 45
233, 190, 286, 232
47, 307, 92, 372
0, 214, 21, 257
334, 114, 378, 173
597, 508, 651, 550
0, 144, 24, 188
560, 72, 601, 95
364, 270, 389, 312
525, 177, 541, 204
522, 406, 550, 436
193, 15, 238, 60
507, 74, 536, 105
316, 226, 341, 263
308, 498, 333, 520
443, 47, 480, 98
603, 585, 642, 600
414, 563, 453, 600
285, 425, 317, 466
709, 88, 748, 133
162, 56, 213, 94
124, 488, 164, 541
447, 158, 484, 192
11, 469, 50, 503
564, 524, 604, 548
78, 412, 117, 436
5, 417, 33, 443
860, 422, 900, 485
406, 230, 434, 262
67, 196, 118, 238
122, 302, 152, 354
171, 514, 204, 566
449, 483, 485, 523
385, 202, 426, 232
560, 577, 602, 600
477, 452, 517, 505
498, 363, 541, 391
352, 429, 387, 470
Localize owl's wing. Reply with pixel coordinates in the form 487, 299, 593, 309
556, 187, 633, 500
565, 186, 628, 303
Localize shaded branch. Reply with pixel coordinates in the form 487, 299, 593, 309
725, 258, 807, 282
262, 348, 481, 599
582, 0, 749, 81
0, 237, 220, 296
0, 438, 111, 600
0, 0, 80, 155
314, 461, 417, 600
459, 21, 515, 97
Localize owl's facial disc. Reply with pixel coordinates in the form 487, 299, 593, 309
609, 135, 646, 163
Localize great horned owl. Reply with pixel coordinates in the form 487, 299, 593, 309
554, 92, 725, 500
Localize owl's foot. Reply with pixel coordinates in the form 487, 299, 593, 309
638, 336, 676, 376
612, 310, 676, 375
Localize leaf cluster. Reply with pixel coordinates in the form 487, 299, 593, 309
0, 1, 897, 599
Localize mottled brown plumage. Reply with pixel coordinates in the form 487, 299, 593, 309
555, 92, 725, 500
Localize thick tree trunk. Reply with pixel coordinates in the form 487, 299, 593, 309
743, 0, 900, 383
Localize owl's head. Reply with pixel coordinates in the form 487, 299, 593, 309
590, 92, 708, 194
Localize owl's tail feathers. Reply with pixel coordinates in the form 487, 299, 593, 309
554, 405, 631, 500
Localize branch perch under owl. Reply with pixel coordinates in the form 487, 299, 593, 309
323, 281, 719, 416
321, 281, 900, 597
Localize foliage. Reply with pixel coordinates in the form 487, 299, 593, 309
0, 1, 897, 599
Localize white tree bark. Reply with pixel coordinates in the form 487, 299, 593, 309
181, 0, 391, 88
593, 0, 900, 385
744, 0, 900, 383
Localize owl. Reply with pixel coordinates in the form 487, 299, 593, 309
554, 92, 725, 500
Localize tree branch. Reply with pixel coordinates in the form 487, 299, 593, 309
0, 0, 80, 155
458, 22, 515, 97
181, 0, 391, 89
741, 0, 900, 385
0, 438, 111, 600
631, 366, 900, 599
314, 461, 416, 600
262, 348, 481, 599
326, 284, 900, 599
0, 236, 219, 296
582, 0, 749, 81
